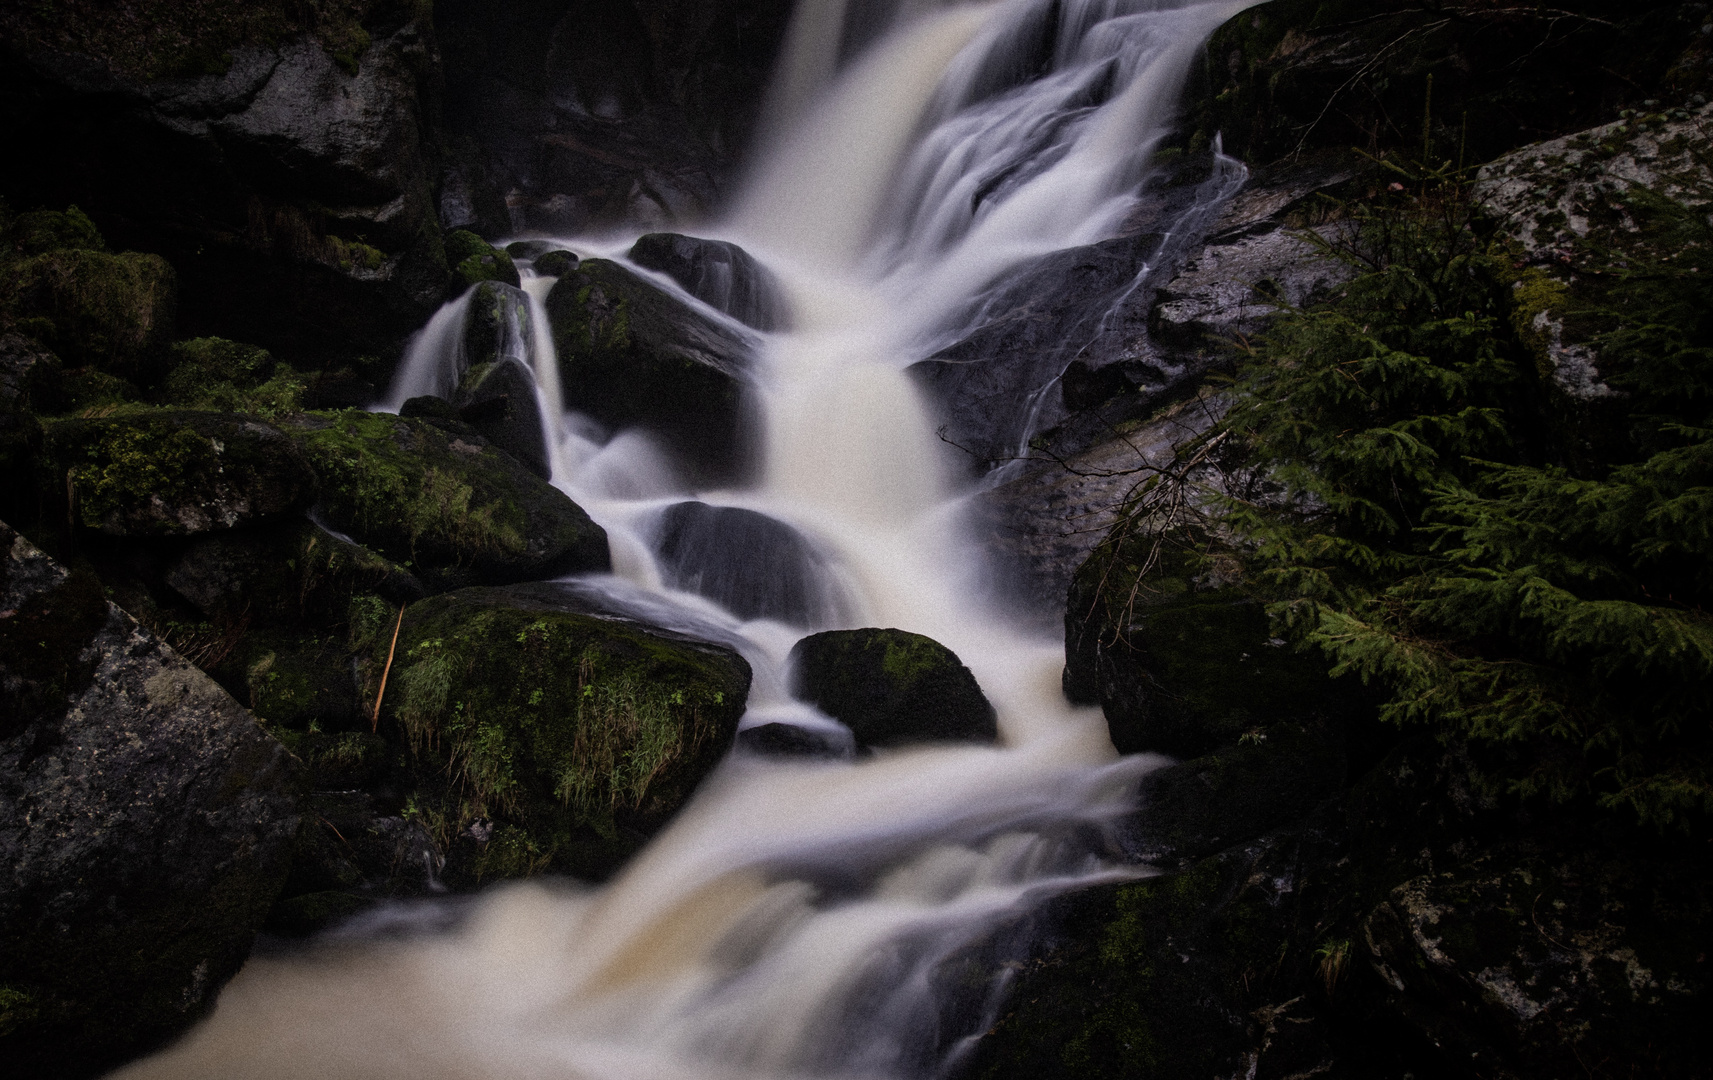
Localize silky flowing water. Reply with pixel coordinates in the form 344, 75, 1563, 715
118, 2, 1256, 1077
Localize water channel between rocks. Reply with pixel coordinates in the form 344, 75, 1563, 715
116, 2, 1259, 1077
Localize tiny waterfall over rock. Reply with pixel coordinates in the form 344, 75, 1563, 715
114, 3, 1258, 1078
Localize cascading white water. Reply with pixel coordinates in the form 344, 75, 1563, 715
115, 3, 1256, 1078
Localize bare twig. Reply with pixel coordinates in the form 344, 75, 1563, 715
371, 604, 406, 732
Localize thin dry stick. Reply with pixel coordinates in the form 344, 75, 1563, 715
371, 605, 406, 732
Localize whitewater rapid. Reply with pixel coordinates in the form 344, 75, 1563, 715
115, 2, 1256, 1078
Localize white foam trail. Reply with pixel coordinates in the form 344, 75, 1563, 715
115, 3, 1255, 1077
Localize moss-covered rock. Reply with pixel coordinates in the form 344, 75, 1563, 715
0, 249, 177, 377
546, 257, 754, 485
375, 582, 752, 883
445, 229, 520, 291
457, 281, 550, 477
158, 337, 305, 418
283, 410, 607, 589
533, 249, 579, 277
788, 628, 997, 749
43, 410, 317, 536
2, 206, 105, 259
164, 517, 423, 627
0, 521, 298, 1078
1065, 536, 1365, 757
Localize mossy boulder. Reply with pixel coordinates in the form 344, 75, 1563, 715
283, 410, 607, 589
533, 249, 579, 277
545, 257, 753, 485
1065, 537, 1365, 757
0, 249, 177, 377
0, 522, 298, 1077
164, 517, 423, 627
445, 228, 519, 291
788, 628, 997, 749
157, 337, 305, 418
376, 582, 753, 883
43, 410, 317, 536
2, 206, 104, 258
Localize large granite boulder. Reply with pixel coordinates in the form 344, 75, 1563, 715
789, 628, 997, 749
546, 257, 754, 484
0, 5, 447, 360
285, 410, 606, 589
373, 581, 752, 882
0, 521, 298, 1078
43, 410, 318, 537
629, 232, 786, 330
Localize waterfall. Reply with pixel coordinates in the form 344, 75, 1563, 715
116, 3, 1256, 1078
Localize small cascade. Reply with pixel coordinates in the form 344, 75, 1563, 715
118, 3, 1258, 1079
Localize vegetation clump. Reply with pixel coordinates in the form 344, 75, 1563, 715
159, 337, 305, 418
445, 229, 519, 291
379, 585, 751, 881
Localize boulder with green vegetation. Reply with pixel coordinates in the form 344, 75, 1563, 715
445, 229, 520, 291
0, 521, 298, 1078
546, 257, 754, 485
157, 337, 305, 418
375, 582, 752, 883
0, 243, 177, 378
788, 628, 997, 749
533, 249, 579, 277
43, 410, 317, 536
283, 410, 606, 589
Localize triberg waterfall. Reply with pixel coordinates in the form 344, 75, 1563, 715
114, 1, 1257, 1077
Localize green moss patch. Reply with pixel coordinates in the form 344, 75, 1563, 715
378, 584, 750, 881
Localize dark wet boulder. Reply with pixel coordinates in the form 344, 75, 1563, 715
283, 410, 607, 590
788, 628, 997, 749
263, 790, 444, 938
0, 521, 298, 1077
374, 581, 752, 883
164, 518, 424, 628
42, 410, 317, 537
736, 723, 850, 760
533, 249, 579, 277
1363, 848, 1713, 1079
653, 501, 840, 625
629, 232, 785, 331
1064, 537, 1364, 758
456, 280, 549, 477
504, 240, 554, 260
446, 229, 520, 291
545, 257, 753, 485
1126, 720, 1346, 868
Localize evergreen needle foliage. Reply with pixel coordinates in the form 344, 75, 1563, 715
1203, 156, 1713, 829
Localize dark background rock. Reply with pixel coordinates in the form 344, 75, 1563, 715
546, 256, 755, 485
629, 231, 786, 330
736, 722, 851, 760
0, 521, 298, 1079
789, 628, 998, 749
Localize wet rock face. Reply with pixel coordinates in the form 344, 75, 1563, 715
43, 411, 318, 537
0, 9, 445, 360
375, 581, 753, 882
546, 257, 755, 485
629, 232, 786, 331
0, 521, 298, 1077
455, 281, 550, 477
789, 628, 997, 749
0, 333, 62, 413
284, 410, 609, 590
1364, 850, 1713, 1078
652, 501, 839, 625
435, 0, 793, 234
735, 722, 851, 760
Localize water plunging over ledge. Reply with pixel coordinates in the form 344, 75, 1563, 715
116, 2, 1257, 1077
